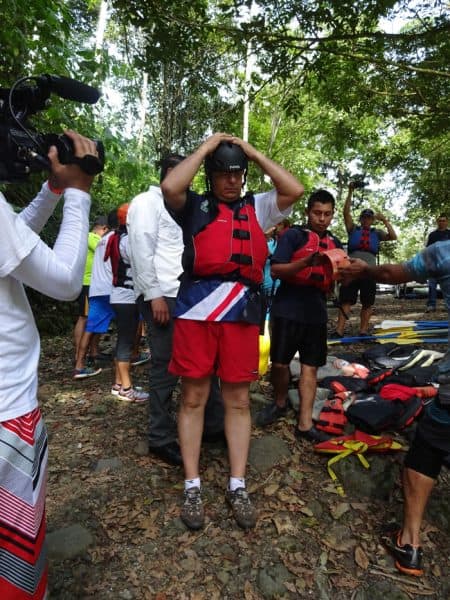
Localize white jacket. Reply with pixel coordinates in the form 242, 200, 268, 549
127, 185, 183, 300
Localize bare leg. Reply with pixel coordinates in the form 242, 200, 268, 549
297, 364, 318, 431
178, 377, 210, 479
75, 331, 93, 370
271, 363, 290, 408
400, 467, 435, 547
336, 302, 351, 335
359, 305, 373, 334
221, 381, 251, 478
88, 333, 100, 357
115, 360, 132, 389
74, 316, 87, 360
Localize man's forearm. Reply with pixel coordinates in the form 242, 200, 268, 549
382, 219, 397, 241
366, 263, 411, 284
252, 151, 303, 209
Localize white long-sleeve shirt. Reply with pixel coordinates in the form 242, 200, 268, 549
0, 182, 91, 421
127, 185, 183, 301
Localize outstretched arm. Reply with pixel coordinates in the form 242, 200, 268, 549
339, 258, 411, 285
343, 183, 355, 232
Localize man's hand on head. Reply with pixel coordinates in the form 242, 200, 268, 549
229, 137, 259, 161
48, 130, 97, 193
201, 133, 234, 155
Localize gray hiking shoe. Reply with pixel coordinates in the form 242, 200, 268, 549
226, 487, 256, 529
180, 487, 204, 530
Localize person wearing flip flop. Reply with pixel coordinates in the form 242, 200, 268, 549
256, 190, 343, 442
339, 239, 450, 577
425, 213, 449, 312
334, 182, 397, 337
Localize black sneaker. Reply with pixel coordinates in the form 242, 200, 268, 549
226, 487, 256, 529
382, 531, 423, 577
329, 330, 343, 339
180, 487, 204, 530
294, 425, 331, 443
255, 402, 288, 427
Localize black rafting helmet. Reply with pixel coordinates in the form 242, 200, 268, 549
205, 141, 248, 190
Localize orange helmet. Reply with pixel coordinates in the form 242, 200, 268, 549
117, 203, 129, 226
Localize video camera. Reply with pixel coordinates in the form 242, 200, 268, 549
0, 74, 104, 183
351, 180, 367, 189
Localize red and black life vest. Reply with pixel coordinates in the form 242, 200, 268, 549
348, 226, 380, 255
104, 228, 133, 289
189, 197, 268, 286
286, 228, 337, 292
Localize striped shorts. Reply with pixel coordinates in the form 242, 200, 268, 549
0, 408, 48, 599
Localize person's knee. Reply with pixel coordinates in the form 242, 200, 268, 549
300, 364, 317, 381
181, 378, 210, 410
222, 382, 251, 410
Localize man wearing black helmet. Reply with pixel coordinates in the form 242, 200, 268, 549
162, 133, 303, 530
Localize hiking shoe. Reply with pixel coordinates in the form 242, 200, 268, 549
180, 487, 204, 530
73, 366, 102, 379
382, 530, 424, 576
255, 402, 288, 427
295, 425, 331, 443
131, 352, 151, 367
111, 383, 121, 396
116, 386, 149, 403
226, 487, 256, 529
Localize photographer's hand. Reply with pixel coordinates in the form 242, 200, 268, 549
48, 130, 97, 193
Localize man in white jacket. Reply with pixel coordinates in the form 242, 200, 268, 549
127, 155, 224, 466
0, 130, 98, 599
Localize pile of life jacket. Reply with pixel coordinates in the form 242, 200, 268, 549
314, 344, 443, 436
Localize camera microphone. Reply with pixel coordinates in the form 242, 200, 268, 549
38, 75, 101, 104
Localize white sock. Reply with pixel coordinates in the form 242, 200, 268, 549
185, 477, 201, 491
229, 477, 245, 492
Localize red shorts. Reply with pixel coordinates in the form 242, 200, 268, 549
169, 319, 260, 382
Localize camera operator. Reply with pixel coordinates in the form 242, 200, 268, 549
0, 129, 98, 599
333, 181, 397, 338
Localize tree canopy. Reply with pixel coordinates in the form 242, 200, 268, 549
0, 0, 449, 256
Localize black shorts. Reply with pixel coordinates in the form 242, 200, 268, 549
77, 285, 90, 317
405, 429, 449, 479
270, 317, 327, 367
339, 278, 376, 308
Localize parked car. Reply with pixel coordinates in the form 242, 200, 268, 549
376, 283, 395, 294
393, 281, 428, 299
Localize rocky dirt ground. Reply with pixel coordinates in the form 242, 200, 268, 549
39, 293, 449, 599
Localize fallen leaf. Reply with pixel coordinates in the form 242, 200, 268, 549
264, 483, 279, 496
330, 502, 350, 520
272, 514, 295, 535
354, 546, 369, 570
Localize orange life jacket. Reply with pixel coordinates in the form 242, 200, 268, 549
191, 200, 268, 286
286, 228, 337, 291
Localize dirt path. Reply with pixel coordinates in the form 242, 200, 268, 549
40, 294, 449, 599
